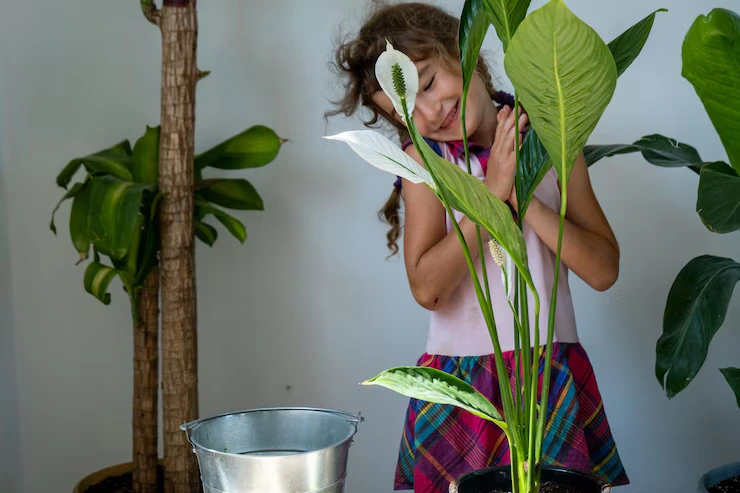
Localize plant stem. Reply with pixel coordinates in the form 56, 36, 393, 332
461, 87, 492, 307
403, 98, 521, 449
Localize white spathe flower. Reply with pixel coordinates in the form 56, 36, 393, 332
489, 239, 516, 300
324, 130, 435, 189
374, 40, 418, 121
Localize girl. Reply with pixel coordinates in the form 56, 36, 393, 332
327, 2, 629, 491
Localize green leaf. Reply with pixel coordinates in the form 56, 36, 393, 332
682, 9, 740, 174
69, 180, 93, 260
195, 125, 282, 170
481, 0, 531, 52
413, 133, 535, 294
87, 176, 154, 261
199, 179, 264, 211
58, 141, 133, 188
460, 0, 491, 99
585, 134, 704, 174
50, 182, 84, 235
363, 366, 505, 427
505, 0, 617, 185
516, 129, 551, 218
720, 367, 740, 408
697, 161, 740, 233
131, 126, 160, 184
195, 199, 247, 243
656, 255, 740, 398
83, 260, 120, 305
194, 220, 218, 246
608, 9, 667, 77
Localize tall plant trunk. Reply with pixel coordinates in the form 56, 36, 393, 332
158, 1, 200, 492
133, 267, 160, 493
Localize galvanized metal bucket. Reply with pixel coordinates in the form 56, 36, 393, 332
181, 407, 362, 493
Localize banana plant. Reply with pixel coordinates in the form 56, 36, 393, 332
326, 0, 663, 491
50, 123, 282, 493
586, 8, 740, 408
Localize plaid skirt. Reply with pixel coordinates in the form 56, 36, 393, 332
394, 343, 629, 492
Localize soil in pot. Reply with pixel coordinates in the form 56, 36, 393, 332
82, 469, 163, 493
454, 466, 603, 493
710, 475, 740, 493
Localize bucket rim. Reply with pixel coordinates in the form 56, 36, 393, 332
181, 406, 363, 459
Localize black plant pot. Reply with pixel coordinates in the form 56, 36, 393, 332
450, 465, 607, 493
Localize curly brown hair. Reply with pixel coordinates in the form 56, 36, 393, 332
326, 1, 498, 257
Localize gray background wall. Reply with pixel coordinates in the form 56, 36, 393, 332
1, 0, 738, 491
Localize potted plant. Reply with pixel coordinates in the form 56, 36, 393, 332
587, 8, 740, 492
326, 0, 663, 491
51, 5, 284, 491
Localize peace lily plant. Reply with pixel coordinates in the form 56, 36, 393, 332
327, 0, 664, 491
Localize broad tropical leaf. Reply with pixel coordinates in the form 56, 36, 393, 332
656, 255, 740, 398
482, 0, 531, 52
460, 0, 490, 100
50, 182, 84, 234
720, 367, 740, 408
57, 140, 133, 188
682, 9, 740, 175
410, 126, 535, 295
608, 9, 667, 77
195, 199, 247, 243
131, 125, 160, 184
585, 134, 704, 174
198, 179, 264, 211
324, 130, 434, 188
697, 161, 740, 233
87, 176, 154, 261
83, 260, 120, 305
516, 129, 550, 219
69, 180, 93, 260
363, 366, 505, 427
195, 125, 282, 170
194, 220, 218, 246
505, 0, 617, 185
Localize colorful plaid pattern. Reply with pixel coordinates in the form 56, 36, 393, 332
393, 343, 629, 492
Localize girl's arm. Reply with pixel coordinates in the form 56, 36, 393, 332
517, 153, 620, 291
401, 145, 488, 311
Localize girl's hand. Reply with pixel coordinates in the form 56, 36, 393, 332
484, 105, 528, 202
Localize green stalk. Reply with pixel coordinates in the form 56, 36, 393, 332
513, 276, 522, 423
461, 87, 492, 307
535, 181, 567, 463
402, 97, 521, 450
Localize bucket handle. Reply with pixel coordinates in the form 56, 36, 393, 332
180, 418, 201, 446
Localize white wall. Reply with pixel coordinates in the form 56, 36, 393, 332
0, 19, 22, 490
2, 0, 739, 492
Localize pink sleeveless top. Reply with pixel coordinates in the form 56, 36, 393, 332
425, 142, 578, 356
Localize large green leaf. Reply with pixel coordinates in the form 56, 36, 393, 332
459, 0, 491, 101
198, 179, 264, 211
505, 0, 617, 185
195, 125, 282, 170
194, 220, 218, 246
69, 180, 93, 260
682, 9, 740, 175
413, 131, 534, 294
50, 182, 84, 235
608, 9, 667, 77
585, 134, 704, 174
87, 176, 154, 261
83, 260, 120, 305
516, 129, 550, 219
131, 125, 160, 184
57, 140, 133, 188
656, 255, 740, 398
195, 199, 247, 243
363, 366, 505, 427
481, 0, 531, 52
720, 367, 740, 408
697, 161, 740, 233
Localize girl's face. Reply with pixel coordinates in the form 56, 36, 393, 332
372, 57, 496, 147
